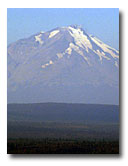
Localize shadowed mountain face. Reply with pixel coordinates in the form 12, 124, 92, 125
7, 25, 119, 104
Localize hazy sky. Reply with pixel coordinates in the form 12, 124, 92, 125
7, 8, 119, 50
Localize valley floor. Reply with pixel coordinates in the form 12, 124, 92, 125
7, 121, 119, 154
7, 103, 119, 154
7, 138, 119, 154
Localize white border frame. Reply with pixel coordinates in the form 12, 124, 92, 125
0, 1, 128, 165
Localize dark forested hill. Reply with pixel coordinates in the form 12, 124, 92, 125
8, 103, 119, 123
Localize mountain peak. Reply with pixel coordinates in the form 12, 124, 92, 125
68, 24, 82, 29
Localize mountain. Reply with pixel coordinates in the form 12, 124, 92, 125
7, 25, 119, 104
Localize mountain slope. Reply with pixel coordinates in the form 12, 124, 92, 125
7, 25, 119, 104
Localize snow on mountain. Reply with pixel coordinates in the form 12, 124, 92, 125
7, 25, 119, 104
90, 36, 119, 59
42, 60, 54, 68
49, 30, 60, 38
68, 26, 92, 52
35, 33, 44, 44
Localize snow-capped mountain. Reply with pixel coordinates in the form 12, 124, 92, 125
7, 25, 119, 104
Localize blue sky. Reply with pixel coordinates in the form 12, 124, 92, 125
7, 8, 119, 50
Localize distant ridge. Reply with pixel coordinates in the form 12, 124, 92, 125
7, 102, 119, 106
8, 103, 119, 123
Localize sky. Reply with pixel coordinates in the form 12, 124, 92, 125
7, 8, 119, 50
